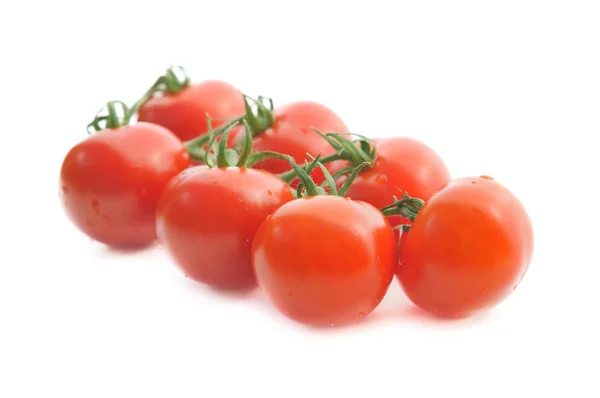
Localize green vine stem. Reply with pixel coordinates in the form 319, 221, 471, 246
288, 155, 371, 198
87, 100, 131, 134
278, 131, 377, 183
380, 193, 425, 231
128, 65, 191, 122
86, 66, 191, 135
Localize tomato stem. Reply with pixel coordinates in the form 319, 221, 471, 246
127, 65, 191, 123
87, 100, 131, 134
380, 193, 425, 229
277, 153, 340, 183
287, 155, 371, 198
242, 95, 274, 136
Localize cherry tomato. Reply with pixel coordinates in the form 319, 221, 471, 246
60, 122, 190, 247
252, 196, 395, 326
337, 137, 450, 227
138, 80, 245, 142
397, 176, 534, 317
157, 167, 294, 290
233, 101, 348, 183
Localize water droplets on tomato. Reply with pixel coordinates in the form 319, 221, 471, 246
91, 199, 100, 214
266, 215, 272, 220
372, 230, 377, 236
102, 214, 111, 222
61, 185, 69, 194
85, 219, 92, 227
358, 312, 365, 317
480, 175, 494, 180
243, 239, 250, 247
375, 174, 388, 185
140, 188, 147, 197
376, 255, 381, 263
267, 190, 273, 196
479, 286, 487, 294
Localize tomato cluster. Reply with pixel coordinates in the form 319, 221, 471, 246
60, 66, 534, 326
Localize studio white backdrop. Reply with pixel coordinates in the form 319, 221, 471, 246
1, 1, 599, 397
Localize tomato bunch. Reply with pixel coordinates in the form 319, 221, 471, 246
59, 65, 534, 326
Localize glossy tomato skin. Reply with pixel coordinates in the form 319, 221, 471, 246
233, 101, 348, 183
252, 196, 395, 326
138, 80, 245, 142
60, 123, 190, 248
339, 137, 450, 224
398, 176, 534, 317
157, 167, 294, 290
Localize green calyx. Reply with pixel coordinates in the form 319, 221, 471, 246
86, 65, 192, 135
195, 116, 293, 169
289, 155, 371, 198
242, 95, 274, 136
278, 131, 376, 184
87, 100, 132, 134
380, 193, 425, 231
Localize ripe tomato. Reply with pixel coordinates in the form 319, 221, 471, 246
252, 196, 395, 326
157, 167, 294, 290
397, 176, 534, 317
233, 101, 348, 182
138, 80, 245, 142
60, 122, 190, 247
337, 137, 450, 228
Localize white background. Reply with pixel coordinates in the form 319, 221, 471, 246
1, 1, 599, 397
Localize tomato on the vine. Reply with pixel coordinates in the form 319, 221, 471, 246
385, 176, 534, 317
156, 125, 294, 290
252, 162, 395, 326
60, 117, 190, 248
137, 67, 245, 142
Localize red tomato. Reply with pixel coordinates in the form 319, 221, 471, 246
233, 101, 348, 183
138, 80, 245, 142
157, 167, 294, 290
397, 176, 534, 317
60, 122, 190, 247
337, 137, 450, 228
252, 196, 395, 326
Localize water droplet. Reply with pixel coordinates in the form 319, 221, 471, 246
288, 292, 293, 297
91, 199, 100, 214
300, 128, 309, 134
513, 284, 518, 290
140, 188, 147, 197
480, 175, 494, 180
243, 239, 250, 247
85, 219, 92, 227
267, 190, 273, 196
266, 215, 272, 220
471, 181, 476, 184
479, 286, 487, 294
345, 196, 351, 200
376, 255, 381, 263
375, 174, 388, 185
358, 312, 365, 317
212, 181, 218, 185
102, 214, 111, 222
372, 230, 377, 236
61, 185, 69, 194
